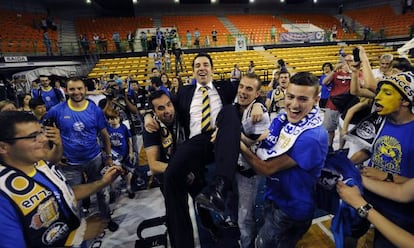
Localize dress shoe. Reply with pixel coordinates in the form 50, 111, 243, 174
107, 220, 119, 232
195, 177, 227, 214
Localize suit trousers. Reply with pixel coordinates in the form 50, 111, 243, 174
163, 105, 241, 248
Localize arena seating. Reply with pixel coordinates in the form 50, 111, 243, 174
280, 13, 358, 40
161, 15, 230, 47
225, 14, 286, 44
0, 10, 58, 54
345, 5, 414, 37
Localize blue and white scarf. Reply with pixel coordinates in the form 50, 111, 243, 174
256, 107, 323, 160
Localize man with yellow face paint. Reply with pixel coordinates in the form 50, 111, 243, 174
349, 71, 414, 248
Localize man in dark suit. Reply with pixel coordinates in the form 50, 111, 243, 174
145, 53, 262, 247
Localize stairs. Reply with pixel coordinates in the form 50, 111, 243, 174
58, 19, 79, 55
217, 16, 240, 35
153, 17, 162, 28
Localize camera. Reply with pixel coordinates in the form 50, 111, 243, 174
43, 118, 55, 127
352, 47, 360, 63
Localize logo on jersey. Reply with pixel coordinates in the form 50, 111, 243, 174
42, 222, 69, 245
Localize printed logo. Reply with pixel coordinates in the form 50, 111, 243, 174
42, 222, 69, 245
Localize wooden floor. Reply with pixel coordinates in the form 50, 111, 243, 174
296, 215, 374, 248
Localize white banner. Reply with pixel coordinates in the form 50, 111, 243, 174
235, 36, 247, 51
280, 31, 324, 42
4, 56, 28, 62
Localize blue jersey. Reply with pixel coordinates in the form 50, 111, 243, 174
265, 125, 328, 221
0, 166, 77, 248
366, 119, 414, 223
319, 74, 332, 100
32, 88, 62, 110
46, 100, 107, 164
106, 123, 131, 159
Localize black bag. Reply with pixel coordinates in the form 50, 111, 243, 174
330, 93, 359, 113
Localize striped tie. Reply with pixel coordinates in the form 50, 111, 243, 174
200, 86, 212, 132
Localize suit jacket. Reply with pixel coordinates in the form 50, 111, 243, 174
173, 80, 238, 138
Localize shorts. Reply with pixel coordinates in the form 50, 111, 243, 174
323, 108, 340, 132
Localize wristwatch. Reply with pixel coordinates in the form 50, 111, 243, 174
384, 172, 394, 182
356, 203, 373, 218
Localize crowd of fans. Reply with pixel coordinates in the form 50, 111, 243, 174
1, 36, 414, 247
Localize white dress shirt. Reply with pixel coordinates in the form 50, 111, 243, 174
189, 82, 223, 138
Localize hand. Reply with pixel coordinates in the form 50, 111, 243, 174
358, 46, 369, 63
44, 125, 62, 147
101, 166, 123, 185
83, 215, 107, 240
335, 62, 343, 71
144, 115, 160, 133
251, 103, 264, 123
240, 140, 249, 153
129, 153, 135, 163
104, 157, 113, 167
336, 180, 367, 209
210, 128, 218, 143
361, 167, 387, 181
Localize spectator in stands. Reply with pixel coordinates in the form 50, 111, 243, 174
271, 25, 277, 43
204, 35, 210, 48
230, 64, 242, 83
146, 30, 153, 50
93, 33, 100, 52
156, 27, 163, 50
240, 72, 328, 248
153, 47, 163, 72
332, 25, 338, 41
164, 49, 171, 73
79, 34, 90, 55
319, 62, 334, 108
100, 33, 108, 53
186, 30, 192, 48
160, 73, 170, 89
40, 17, 48, 31
169, 76, 181, 96
32, 75, 64, 111
348, 72, 414, 248
372, 54, 394, 80
127, 31, 135, 52
112, 32, 121, 53
247, 60, 255, 74
140, 31, 147, 52
45, 78, 119, 232
363, 26, 371, 40
173, 44, 184, 75
43, 30, 53, 56
194, 28, 200, 48
211, 26, 218, 46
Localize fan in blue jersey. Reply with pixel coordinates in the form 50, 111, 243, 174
105, 108, 136, 199
241, 72, 329, 247
44, 78, 119, 232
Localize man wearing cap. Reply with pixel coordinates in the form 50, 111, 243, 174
349, 71, 414, 247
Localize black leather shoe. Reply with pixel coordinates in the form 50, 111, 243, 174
107, 220, 119, 232
195, 177, 227, 214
